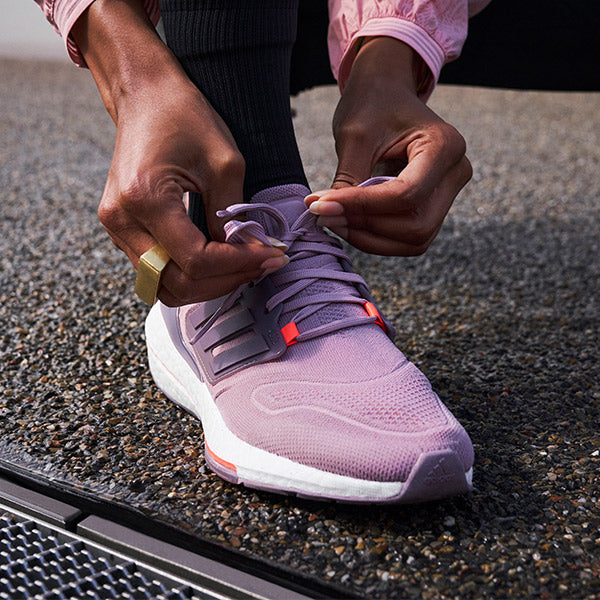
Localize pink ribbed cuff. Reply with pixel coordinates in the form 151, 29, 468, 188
53, 0, 161, 67
336, 16, 446, 101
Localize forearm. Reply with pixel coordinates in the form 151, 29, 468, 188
71, 0, 189, 123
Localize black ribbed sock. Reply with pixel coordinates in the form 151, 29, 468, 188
160, 0, 308, 211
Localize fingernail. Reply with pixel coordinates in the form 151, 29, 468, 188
304, 190, 329, 205
266, 236, 289, 251
327, 226, 348, 240
317, 215, 347, 229
308, 200, 344, 216
260, 255, 289, 272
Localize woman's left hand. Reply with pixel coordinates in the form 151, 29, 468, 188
305, 37, 472, 256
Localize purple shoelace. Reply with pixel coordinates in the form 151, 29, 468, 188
195, 203, 386, 345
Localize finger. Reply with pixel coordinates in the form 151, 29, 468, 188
148, 238, 287, 303
119, 223, 287, 304
310, 148, 467, 231
346, 163, 466, 239
326, 206, 444, 254
139, 198, 283, 278
159, 245, 288, 304
326, 158, 472, 255
120, 229, 286, 304
106, 201, 287, 303
201, 150, 245, 242
316, 123, 467, 212
327, 226, 424, 256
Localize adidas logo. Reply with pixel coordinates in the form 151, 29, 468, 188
424, 457, 454, 485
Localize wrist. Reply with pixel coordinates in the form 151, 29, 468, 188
352, 36, 422, 96
72, 0, 190, 121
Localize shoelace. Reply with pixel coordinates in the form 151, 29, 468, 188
197, 203, 385, 345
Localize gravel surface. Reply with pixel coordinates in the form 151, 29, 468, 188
1, 58, 599, 599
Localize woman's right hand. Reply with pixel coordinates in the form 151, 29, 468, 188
99, 76, 287, 306
72, 0, 287, 306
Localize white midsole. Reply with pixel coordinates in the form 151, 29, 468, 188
145, 303, 406, 500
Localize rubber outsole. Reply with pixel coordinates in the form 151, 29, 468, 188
145, 303, 473, 504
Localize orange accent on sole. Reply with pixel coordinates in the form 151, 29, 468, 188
205, 443, 237, 473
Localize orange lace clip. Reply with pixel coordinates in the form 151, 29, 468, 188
364, 301, 386, 331
281, 322, 300, 346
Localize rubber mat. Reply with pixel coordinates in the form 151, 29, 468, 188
0, 510, 206, 600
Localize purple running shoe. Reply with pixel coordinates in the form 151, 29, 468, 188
145, 180, 473, 503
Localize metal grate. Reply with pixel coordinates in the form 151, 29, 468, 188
0, 511, 209, 600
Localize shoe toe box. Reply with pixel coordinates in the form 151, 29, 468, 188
217, 362, 473, 483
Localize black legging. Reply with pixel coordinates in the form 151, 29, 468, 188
160, 0, 309, 237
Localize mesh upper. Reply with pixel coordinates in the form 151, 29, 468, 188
251, 363, 446, 433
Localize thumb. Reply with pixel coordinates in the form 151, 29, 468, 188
331, 138, 374, 190
201, 157, 246, 243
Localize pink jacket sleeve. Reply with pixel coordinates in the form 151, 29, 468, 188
328, 0, 491, 99
33, 0, 160, 67
34, 0, 489, 99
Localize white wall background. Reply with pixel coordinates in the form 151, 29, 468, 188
0, 0, 68, 60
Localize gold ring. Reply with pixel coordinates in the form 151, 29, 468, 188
134, 243, 171, 305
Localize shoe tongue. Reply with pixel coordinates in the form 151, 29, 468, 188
250, 184, 310, 231
250, 184, 366, 333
